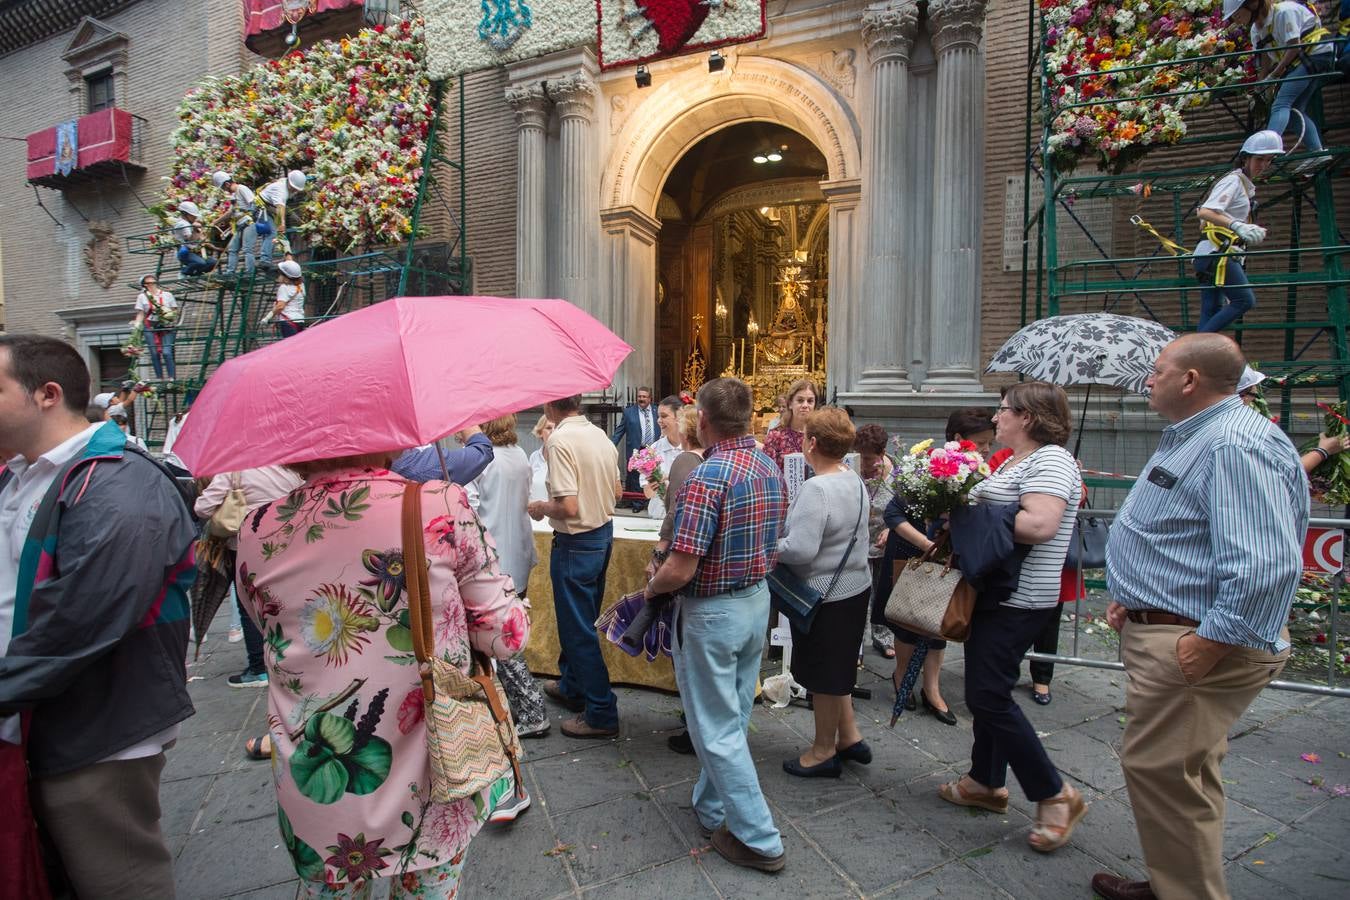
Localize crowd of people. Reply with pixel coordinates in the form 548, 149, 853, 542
0, 327, 1332, 900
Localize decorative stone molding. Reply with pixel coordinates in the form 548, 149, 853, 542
860, 1, 919, 65
61, 16, 130, 117
551, 72, 596, 120
702, 178, 826, 222
609, 93, 631, 135
505, 82, 550, 128
817, 48, 857, 99
928, 0, 987, 56
83, 220, 122, 289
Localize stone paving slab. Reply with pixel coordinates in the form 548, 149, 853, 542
163, 612, 1350, 899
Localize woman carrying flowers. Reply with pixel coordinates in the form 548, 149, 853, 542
132, 274, 179, 380
236, 452, 530, 897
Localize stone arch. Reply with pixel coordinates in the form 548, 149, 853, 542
603, 55, 861, 218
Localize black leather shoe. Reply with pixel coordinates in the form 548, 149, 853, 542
836, 740, 872, 765
1090, 872, 1157, 900
921, 691, 958, 726
1032, 688, 1052, 706
667, 730, 695, 755
782, 755, 842, 778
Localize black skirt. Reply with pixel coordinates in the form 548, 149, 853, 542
790, 588, 870, 695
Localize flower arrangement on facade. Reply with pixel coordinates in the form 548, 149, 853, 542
1041, 0, 1255, 172
1305, 401, 1350, 506
121, 321, 146, 359
888, 438, 989, 523
627, 447, 667, 500
161, 18, 433, 252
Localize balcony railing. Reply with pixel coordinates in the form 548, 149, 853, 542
26, 107, 147, 188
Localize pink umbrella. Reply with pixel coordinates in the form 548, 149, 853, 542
173, 296, 632, 476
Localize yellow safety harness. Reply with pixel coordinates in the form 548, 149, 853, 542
1129, 216, 1244, 287
1254, 3, 1333, 51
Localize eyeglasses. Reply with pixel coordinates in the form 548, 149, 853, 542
996, 405, 1019, 414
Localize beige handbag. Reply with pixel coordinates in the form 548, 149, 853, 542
205, 472, 249, 538
884, 536, 977, 642
401, 483, 524, 803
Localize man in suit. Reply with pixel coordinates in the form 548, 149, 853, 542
611, 386, 656, 509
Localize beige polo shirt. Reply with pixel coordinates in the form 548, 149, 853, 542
545, 414, 618, 534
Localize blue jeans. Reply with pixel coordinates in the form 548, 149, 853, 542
1266, 56, 1331, 152
177, 245, 215, 277
671, 581, 783, 857
1194, 254, 1255, 333
148, 329, 176, 379
226, 222, 257, 274
550, 523, 618, 728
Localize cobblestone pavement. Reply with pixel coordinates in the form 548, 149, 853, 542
169, 613, 1350, 899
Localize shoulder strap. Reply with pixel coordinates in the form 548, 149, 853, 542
401, 483, 436, 701
821, 482, 867, 601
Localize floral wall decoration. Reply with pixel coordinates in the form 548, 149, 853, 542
162, 18, 432, 252
422, 0, 594, 80
596, 0, 767, 71
1041, 0, 1255, 173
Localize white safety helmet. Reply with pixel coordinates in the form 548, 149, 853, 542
278, 260, 303, 279
177, 200, 200, 218
287, 170, 307, 192
1221, 0, 1249, 21
1240, 130, 1284, 156
92, 392, 115, 410
211, 171, 233, 189
1237, 366, 1266, 394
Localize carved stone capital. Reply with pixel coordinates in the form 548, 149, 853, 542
860, 1, 919, 65
551, 72, 596, 121
929, 0, 988, 56
505, 83, 550, 129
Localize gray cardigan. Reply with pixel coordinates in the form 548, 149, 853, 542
776, 470, 872, 602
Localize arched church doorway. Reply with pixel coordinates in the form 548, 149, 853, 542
653, 122, 829, 409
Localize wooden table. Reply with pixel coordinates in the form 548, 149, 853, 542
522, 514, 678, 692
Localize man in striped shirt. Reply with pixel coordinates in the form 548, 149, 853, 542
1097, 333, 1307, 900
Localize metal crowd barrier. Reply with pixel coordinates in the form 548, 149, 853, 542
1023, 508, 1350, 699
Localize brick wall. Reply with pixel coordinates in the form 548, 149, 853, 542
0, 0, 249, 336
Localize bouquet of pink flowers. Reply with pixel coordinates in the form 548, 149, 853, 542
888, 438, 989, 523
627, 447, 667, 500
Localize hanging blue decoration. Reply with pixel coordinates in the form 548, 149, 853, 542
478, 0, 533, 51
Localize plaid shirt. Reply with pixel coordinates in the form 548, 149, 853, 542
670, 434, 785, 597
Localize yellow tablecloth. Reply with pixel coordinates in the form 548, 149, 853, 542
523, 517, 678, 693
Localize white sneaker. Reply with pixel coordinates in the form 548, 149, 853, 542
488, 791, 531, 824
516, 720, 550, 739
227, 626, 243, 643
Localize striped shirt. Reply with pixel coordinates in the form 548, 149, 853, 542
1105, 395, 1308, 653
969, 444, 1081, 609
670, 435, 785, 597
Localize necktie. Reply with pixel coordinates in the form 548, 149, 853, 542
641, 408, 653, 445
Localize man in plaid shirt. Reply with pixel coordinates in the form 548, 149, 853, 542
645, 377, 787, 873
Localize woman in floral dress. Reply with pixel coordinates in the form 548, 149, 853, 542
762, 378, 818, 471
236, 455, 530, 899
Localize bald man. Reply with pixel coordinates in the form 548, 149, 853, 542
1095, 334, 1308, 900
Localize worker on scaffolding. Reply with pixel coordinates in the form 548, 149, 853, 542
169, 201, 217, 278
255, 169, 307, 269
210, 171, 260, 277
1224, 0, 1337, 170
1192, 130, 1284, 334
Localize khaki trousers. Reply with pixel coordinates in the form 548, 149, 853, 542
31, 751, 176, 900
1120, 623, 1288, 900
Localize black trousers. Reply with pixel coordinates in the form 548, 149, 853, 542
964, 603, 1064, 801
1029, 608, 1061, 686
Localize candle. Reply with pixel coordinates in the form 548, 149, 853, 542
753, 342, 758, 375
740, 338, 745, 374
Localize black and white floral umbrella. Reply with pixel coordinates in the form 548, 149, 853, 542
985, 313, 1177, 395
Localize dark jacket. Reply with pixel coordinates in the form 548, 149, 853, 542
611, 403, 657, 460
949, 502, 1028, 606
0, 423, 197, 776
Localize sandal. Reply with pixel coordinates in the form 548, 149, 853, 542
1028, 785, 1087, 853
243, 734, 271, 761
937, 778, 1009, 814
873, 638, 896, 659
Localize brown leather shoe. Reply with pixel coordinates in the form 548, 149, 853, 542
543, 681, 585, 713
1091, 872, 1157, 900
710, 824, 786, 873
559, 714, 618, 739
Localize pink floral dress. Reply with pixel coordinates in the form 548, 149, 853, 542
235, 468, 530, 891
762, 425, 804, 472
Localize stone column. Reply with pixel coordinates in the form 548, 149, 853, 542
820, 178, 862, 396
600, 206, 661, 392
856, 0, 919, 393
551, 72, 600, 320
506, 84, 550, 298
925, 0, 987, 390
